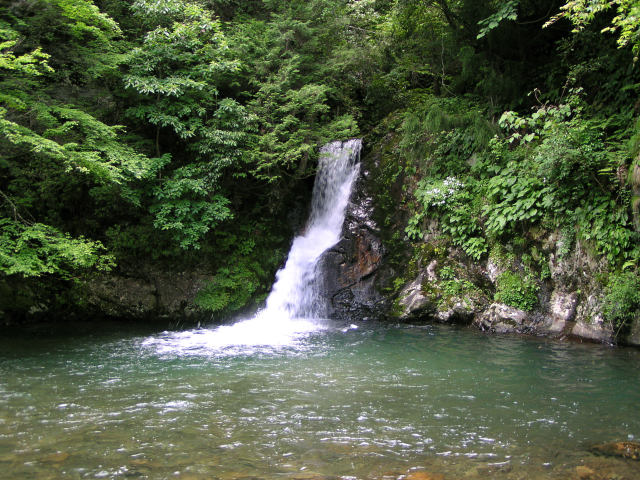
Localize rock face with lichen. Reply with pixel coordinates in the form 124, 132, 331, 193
386, 235, 630, 344
476, 304, 531, 334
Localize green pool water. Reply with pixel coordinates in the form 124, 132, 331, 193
1, 321, 639, 479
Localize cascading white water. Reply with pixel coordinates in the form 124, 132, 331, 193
262, 138, 362, 319
143, 139, 362, 354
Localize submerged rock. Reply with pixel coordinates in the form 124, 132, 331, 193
404, 471, 445, 480
42, 452, 70, 464
575, 465, 596, 479
590, 441, 640, 460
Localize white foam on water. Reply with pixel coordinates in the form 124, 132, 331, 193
143, 139, 362, 355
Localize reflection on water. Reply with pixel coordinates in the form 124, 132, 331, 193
1, 322, 639, 479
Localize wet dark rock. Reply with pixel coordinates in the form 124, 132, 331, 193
319, 165, 387, 321
83, 268, 214, 324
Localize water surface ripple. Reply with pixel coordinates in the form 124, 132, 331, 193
1, 323, 639, 479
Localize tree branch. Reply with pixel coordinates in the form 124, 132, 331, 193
0, 189, 35, 225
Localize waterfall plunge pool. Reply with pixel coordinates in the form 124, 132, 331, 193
1, 320, 639, 480
2, 141, 639, 478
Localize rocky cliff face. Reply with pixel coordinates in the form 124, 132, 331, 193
0, 267, 215, 327
320, 141, 640, 348
26, 138, 636, 347
83, 268, 215, 325
318, 165, 388, 321
388, 228, 638, 347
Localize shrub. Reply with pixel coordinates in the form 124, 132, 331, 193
603, 271, 640, 332
494, 270, 539, 311
406, 176, 487, 260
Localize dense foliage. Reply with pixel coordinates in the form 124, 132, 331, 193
0, 0, 638, 323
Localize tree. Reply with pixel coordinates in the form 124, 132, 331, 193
124, 0, 254, 249
545, 0, 640, 58
228, 1, 360, 191
0, 17, 125, 278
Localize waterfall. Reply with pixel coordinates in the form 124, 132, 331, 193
262, 138, 362, 319
143, 139, 362, 354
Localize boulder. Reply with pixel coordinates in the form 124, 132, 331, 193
546, 290, 579, 334
397, 271, 435, 320
570, 294, 614, 344
571, 319, 614, 344
475, 303, 531, 334
435, 300, 476, 324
